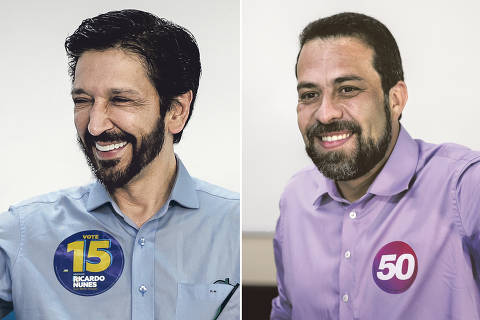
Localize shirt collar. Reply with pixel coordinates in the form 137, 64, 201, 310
86, 181, 112, 212
86, 155, 200, 212
368, 125, 418, 196
169, 157, 200, 209
314, 125, 419, 204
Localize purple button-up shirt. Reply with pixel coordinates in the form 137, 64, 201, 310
271, 127, 480, 319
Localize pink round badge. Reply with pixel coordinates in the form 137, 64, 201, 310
372, 241, 418, 294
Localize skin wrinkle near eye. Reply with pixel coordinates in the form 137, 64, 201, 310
110, 97, 149, 107
72, 93, 151, 109
299, 92, 320, 104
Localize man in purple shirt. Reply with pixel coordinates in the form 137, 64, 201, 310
271, 12, 480, 319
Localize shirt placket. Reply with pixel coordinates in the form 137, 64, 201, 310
131, 220, 156, 320
338, 205, 359, 320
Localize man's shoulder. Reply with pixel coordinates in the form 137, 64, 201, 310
282, 165, 321, 193
192, 178, 239, 202
277, 164, 323, 209
289, 164, 320, 181
190, 178, 239, 222
8, 184, 94, 213
416, 139, 480, 169
189, 178, 239, 232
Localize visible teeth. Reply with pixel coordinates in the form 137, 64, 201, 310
321, 133, 351, 142
95, 141, 127, 152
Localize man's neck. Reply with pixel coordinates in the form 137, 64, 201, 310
336, 162, 384, 203
336, 129, 400, 203
111, 148, 177, 227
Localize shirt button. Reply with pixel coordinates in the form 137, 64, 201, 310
349, 211, 357, 219
139, 285, 147, 296
138, 237, 145, 247
342, 294, 349, 303
344, 250, 351, 259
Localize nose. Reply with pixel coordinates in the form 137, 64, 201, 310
87, 100, 114, 136
314, 95, 342, 124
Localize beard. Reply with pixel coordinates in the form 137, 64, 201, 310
305, 97, 392, 181
78, 116, 165, 192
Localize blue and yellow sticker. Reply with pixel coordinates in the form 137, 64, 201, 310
53, 230, 124, 296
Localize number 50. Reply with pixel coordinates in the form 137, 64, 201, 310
376, 254, 415, 281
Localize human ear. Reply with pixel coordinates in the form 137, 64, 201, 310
388, 81, 408, 121
165, 90, 193, 134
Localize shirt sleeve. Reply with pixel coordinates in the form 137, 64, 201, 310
270, 200, 292, 320
0, 208, 21, 317
456, 159, 480, 237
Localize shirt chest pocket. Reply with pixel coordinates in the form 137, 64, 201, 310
176, 283, 232, 320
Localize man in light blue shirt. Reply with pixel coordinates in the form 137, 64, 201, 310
0, 9, 239, 320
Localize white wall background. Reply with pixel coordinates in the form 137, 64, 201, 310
0, 0, 240, 212
243, 0, 480, 231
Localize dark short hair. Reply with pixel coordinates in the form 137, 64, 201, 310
296, 12, 403, 96
65, 9, 201, 143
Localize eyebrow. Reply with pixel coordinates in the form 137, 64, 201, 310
297, 75, 365, 91
111, 88, 141, 95
71, 88, 141, 95
71, 88, 88, 95
334, 75, 364, 84
297, 82, 318, 91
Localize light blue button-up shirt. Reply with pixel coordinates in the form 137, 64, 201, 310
0, 158, 239, 319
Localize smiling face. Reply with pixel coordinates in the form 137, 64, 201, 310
296, 37, 396, 181
73, 48, 166, 190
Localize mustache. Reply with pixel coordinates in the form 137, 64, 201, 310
83, 130, 136, 148
306, 121, 361, 140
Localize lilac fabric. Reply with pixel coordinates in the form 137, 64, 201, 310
271, 127, 480, 319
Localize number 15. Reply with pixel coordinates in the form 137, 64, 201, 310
67, 240, 112, 273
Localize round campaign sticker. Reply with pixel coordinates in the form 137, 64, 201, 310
372, 241, 418, 294
53, 230, 124, 296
